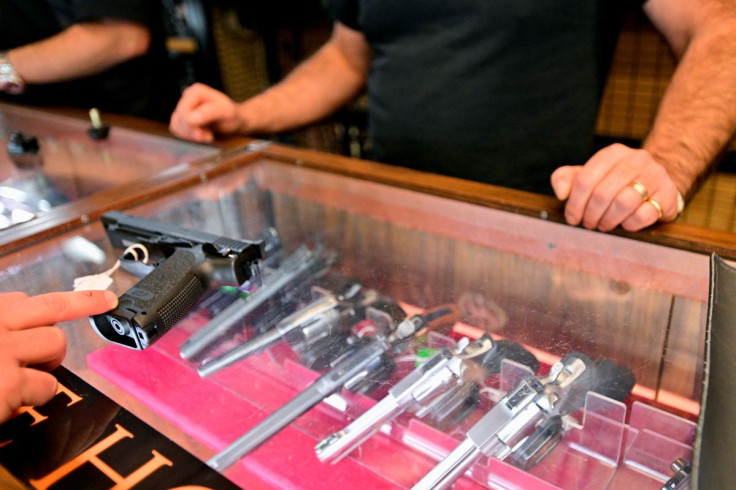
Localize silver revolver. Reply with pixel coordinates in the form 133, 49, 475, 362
179, 244, 334, 361
206, 303, 460, 472
315, 334, 539, 464
411, 351, 634, 490
198, 282, 379, 376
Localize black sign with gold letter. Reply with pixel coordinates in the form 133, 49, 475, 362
0, 367, 240, 489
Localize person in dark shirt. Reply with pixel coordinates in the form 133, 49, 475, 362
169, 0, 736, 232
0, 0, 175, 121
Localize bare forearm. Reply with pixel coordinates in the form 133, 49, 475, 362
236, 25, 370, 134
643, 14, 736, 198
7, 21, 150, 84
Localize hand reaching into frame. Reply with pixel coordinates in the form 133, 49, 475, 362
0, 290, 118, 423
551, 143, 684, 232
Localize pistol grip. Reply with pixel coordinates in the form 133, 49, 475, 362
91, 247, 209, 349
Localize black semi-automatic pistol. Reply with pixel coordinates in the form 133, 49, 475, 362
90, 211, 265, 350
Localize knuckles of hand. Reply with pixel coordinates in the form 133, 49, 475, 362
0, 352, 25, 411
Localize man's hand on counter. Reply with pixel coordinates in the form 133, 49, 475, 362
169, 83, 247, 143
551, 143, 683, 232
0, 290, 118, 423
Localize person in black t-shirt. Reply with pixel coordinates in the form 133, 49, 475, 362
169, 0, 736, 233
0, 0, 175, 121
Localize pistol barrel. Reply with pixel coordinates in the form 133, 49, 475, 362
411, 438, 483, 490
315, 394, 401, 464
316, 349, 455, 463
208, 340, 390, 471
208, 382, 327, 471
198, 293, 342, 376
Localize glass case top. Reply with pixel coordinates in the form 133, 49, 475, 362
0, 103, 216, 230
0, 157, 710, 489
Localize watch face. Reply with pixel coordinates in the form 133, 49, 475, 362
0, 63, 13, 77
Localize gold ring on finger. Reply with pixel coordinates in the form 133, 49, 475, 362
647, 198, 663, 220
629, 181, 649, 201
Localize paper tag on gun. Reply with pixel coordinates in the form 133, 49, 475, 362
72, 243, 149, 291
73, 273, 114, 291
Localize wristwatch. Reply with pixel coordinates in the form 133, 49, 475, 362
0, 51, 26, 94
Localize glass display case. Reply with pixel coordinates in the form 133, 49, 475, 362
0, 136, 720, 489
0, 102, 218, 252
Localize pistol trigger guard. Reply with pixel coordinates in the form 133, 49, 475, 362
117, 243, 155, 278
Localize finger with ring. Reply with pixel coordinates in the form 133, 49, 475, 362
647, 198, 663, 220
629, 181, 649, 201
